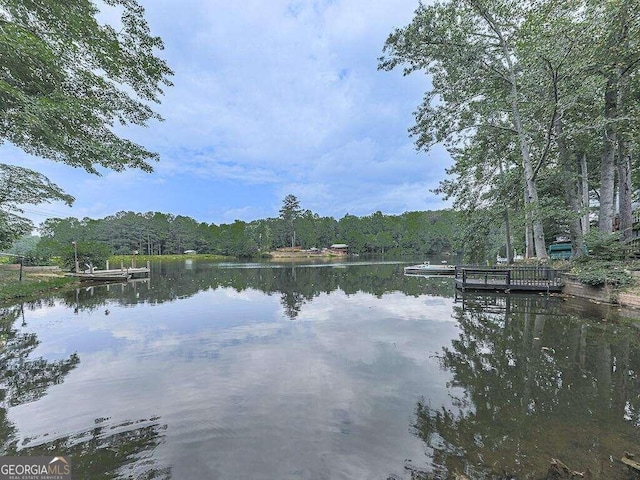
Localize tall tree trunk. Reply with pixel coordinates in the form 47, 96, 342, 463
618, 139, 632, 242
555, 116, 585, 258
500, 160, 513, 263
617, 72, 632, 243
524, 187, 534, 258
598, 77, 617, 233
511, 91, 547, 259
580, 153, 590, 235
476, 3, 547, 259
504, 209, 513, 263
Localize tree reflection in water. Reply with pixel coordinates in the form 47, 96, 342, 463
0, 304, 80, 453
60, 260, 455, 320
0, 304, 171, 479
412, 294, 640, 480
18, 417, 171, 480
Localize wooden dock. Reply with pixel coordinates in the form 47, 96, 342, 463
68, 260, 151, 282
454, 266, 563, 293
69, 267, 150, 282
404, 263, 456, 275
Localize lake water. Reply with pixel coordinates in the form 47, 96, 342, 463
1, 259, 640, 479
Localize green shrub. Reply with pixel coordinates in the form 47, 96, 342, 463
579, 231, 628, 262
572, 260, 632, 286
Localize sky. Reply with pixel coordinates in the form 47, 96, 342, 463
8, 0, 452, 228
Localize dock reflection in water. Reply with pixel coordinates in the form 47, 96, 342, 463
0, 260, 639, 479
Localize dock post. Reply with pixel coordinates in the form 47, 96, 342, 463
147, 260, 150, 270
106, 260, 109, 270
121, 261, 124, 271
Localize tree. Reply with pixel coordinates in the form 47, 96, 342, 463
515, 0, 597, 258
588, 0, 640, 237
0, 0, 173, 174
60, 240, 111, 271
7, 234, 43, 265
434, 123, 523, 262
279, 194, 302, 247
216, 220, 258, 258
0, 164, 73, 249
381, 0, 640, 260
380, 0, 549, 259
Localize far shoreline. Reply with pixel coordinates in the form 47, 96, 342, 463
3, 258, 640, 318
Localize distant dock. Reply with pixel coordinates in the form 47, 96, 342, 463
68, 260, 150, 282
454, 266, 563, 293
404, 262, 456, 275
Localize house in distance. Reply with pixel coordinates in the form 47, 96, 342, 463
329, 244, 348, 255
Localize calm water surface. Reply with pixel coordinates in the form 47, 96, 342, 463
1, 259, 639, 479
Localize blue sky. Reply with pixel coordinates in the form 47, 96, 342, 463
9, 0, 452, 228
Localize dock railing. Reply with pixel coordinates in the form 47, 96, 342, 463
454, 265, 563, 292
456, 267, 510, 289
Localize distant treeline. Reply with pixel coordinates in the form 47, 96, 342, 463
32, 209, 460, 258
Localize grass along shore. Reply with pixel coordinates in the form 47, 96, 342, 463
0, 254, 231, 303
0, 265, 76, 304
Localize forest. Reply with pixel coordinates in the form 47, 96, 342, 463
380, 0, 640, 264
9, 203, 460, 264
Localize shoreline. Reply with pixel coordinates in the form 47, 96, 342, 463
0, 265, 77, 305
266, 252, 348, 259
3, 261, 640, 318
561, 273, 640, 314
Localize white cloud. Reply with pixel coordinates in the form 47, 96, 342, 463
5, 0, 451, 226
12, 285, 458, 479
